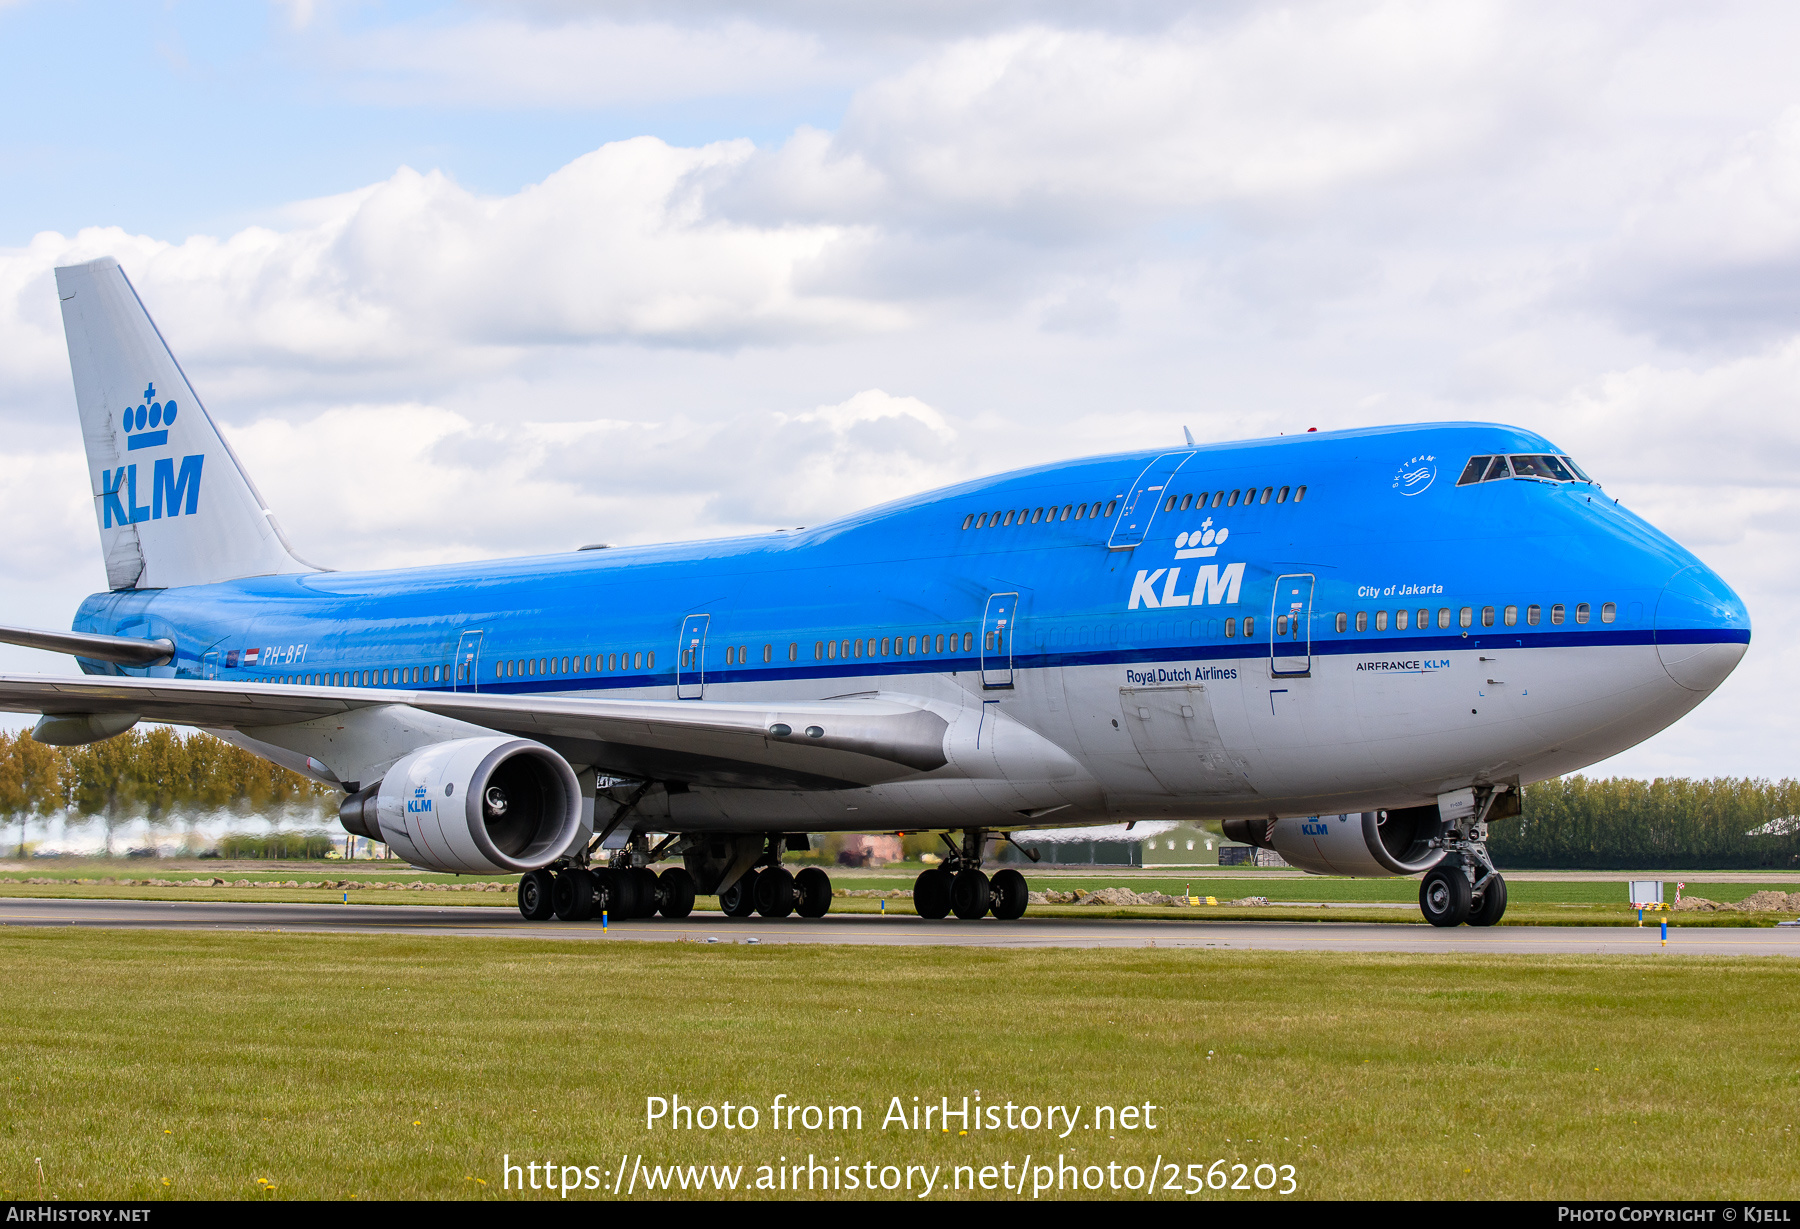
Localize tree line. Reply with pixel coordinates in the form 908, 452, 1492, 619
0, 727, 335, 848
1494, 776, 1800, 869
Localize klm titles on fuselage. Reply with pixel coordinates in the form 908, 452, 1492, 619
101, 382, 203, 527
1128, 520, 1246, 611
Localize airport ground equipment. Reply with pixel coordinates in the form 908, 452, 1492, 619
0, 255, 1755, 927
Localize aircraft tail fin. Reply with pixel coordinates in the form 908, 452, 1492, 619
54, 257, 317, 590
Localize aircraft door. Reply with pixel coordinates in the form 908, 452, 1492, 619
452, 630, 484, 692
1107, 451, 1195, 550
677, 614, 710, 700
981, 593, 1018, 690
1270, 573, 1315, 677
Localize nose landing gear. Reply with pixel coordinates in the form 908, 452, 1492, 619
1418, 785, 1511, 927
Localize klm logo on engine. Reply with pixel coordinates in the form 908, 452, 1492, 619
407, 786, 433, 815
1128, 518, 1245, 610
102, 382, 203, 528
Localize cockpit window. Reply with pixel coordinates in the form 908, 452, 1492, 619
1457, 453, 1596, 486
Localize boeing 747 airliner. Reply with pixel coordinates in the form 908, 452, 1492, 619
0, 258, 1750, 926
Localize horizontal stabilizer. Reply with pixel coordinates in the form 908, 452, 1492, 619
0, 623, 173, 666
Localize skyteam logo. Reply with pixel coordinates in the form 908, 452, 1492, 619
1392, 454, 1437, 496
100, 380, 204, 529
1128, 519, 1245, 610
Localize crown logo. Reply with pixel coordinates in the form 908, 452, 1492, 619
1174, 517, 1228, 559
123, 382, 178, 451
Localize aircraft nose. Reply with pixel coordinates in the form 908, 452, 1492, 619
1655, 563, 1750, 692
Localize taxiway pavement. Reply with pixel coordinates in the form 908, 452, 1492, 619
1, 897, 1793, 954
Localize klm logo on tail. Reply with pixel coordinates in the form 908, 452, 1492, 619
102, 381, 204, 528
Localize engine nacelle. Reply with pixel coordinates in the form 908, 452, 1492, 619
339, 737, 582, 874
1222, 806, 1447, 877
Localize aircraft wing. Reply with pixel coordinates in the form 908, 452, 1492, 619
0, 674, 950, 791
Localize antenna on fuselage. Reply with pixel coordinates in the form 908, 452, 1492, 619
1182, 425, 1196, 447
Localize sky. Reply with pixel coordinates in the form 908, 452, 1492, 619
1, 0, 1797, 780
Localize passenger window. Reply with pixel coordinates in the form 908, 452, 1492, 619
1002, 510, 1015, 526
1483, 456, 1511, 482
1294, 485, 1306, 502
1576, 602, 1591, 624
1180, 493, 1194, 510
1526, 605, 1540, 626
1602, 602, 1616, 623
1243, 616, 1255, 637
1550, 604, 1565, 625
1355, 611, 1368, 632
647, 651, 655, 669
962, 632, 973, 651
881, 636, 892, 655
1481, 607, 1494, 627
907, 636, 919, 654
1061, 505, 1073, 520
1032, 508, 1044, 523
1260, 487, 1272, 504
1438, 608, 1452, 630
788, 643, 798, 661
1209, 491, 1222, 508
1277, 486, 1289, 503
1165, 495, 1178, 513
1225, 618, 1237, 638
1335, 612, 1347, 633
1227, 490, 1241, 507
1375, 610, 1388, 631
866, 638, 876, 656
935, 634, 945, 652
816, 641, 826, 660
1504, 605, 1517, 627
975, 513, 987, 528
962, 514, 974, 530
1276, 614, 1289, 636
763, 645, 772, 663
1461, 608, 1474, 629
1458, 456, 1491, 486
1104, 500, 1117, 516
1072, 503, 1085, 520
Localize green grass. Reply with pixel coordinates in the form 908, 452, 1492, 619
0, 930, 1793, 1201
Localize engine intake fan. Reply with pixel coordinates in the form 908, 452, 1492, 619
339, 736, 582, 874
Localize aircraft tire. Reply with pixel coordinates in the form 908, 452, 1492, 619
609, 869, 646, 918
1419, 864, 1472, 927
794, 867, 832, 917
950, 869, 992, 920
755, 867, 797, 918
632, 867, 662, 918
518, 869, 555, 921
1467, 874, 1508, 926
552, 868, 596, 921
989, 868, 1029, 920
720, 872, 758, 917
658, 867, 697, 918
913, 868, 951, 919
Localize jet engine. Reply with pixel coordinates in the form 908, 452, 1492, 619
339, 737, 582, 874
1221, 806, 1448, 877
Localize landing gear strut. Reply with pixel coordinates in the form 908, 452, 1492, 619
913, 830, 1031, 921
517, 827, 698, 922
1418, 785, 1510, 927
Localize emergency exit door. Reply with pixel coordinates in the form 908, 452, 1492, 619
981, 593, 1018, 690
452, 629, 484, 692
1270, 574, 1315, 677
677, 614, 710, 699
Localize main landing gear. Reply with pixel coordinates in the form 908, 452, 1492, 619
718, 834, 834, 920
912, 830, 1030, 922
517, 830, 698, 923
1418, 786, 1511, 928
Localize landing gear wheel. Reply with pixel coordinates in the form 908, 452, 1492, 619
631, 867, 662, 918
1420, 864, 1473, 927
913, 868, 951, 920
794, 867, 832, 918
609, 868, 646, 919
658, 868, 696, 918
518, 869, 555, 921
989, 868, 1029, 920
1467, 873, 1508, 926
755, 867, 797, 918
720, 872, 757, 917
950, 869, 992, 920
552, 868, 596, 921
